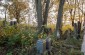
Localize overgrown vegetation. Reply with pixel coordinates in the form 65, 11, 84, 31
0, 23, 83, 55
0, 0, 84, 55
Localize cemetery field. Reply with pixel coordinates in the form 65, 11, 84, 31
0, 0, 85, 55
0, 25, 83, 55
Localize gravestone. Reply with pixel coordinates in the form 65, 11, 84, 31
10, 21, 17, 26
14, 21, 17, 25
10, 21, 13, 26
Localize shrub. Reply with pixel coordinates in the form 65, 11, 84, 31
62, 25, 74, 34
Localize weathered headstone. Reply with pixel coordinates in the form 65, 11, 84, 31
10, 21, 17, 26
14, 21, 17, 25
10, 21, 13, 26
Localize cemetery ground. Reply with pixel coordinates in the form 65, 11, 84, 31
0, 25, 84, 55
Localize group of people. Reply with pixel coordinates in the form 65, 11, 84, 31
36, 28, 52, 55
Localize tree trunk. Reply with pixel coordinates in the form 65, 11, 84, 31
84, 13, 85, 32
77, 21, 81, 39
16, 18, 19, 24
16, 11, 20, 24
35, 0, 43, 29
72, 20, 74, 26
35, 0, 50, 34
55, 0, 65, 38
43, 0, 50, 25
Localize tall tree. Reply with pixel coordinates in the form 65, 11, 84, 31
55, 0, 65, 38
8, 0, 27, 24
35, 0, 43, 29
43, 0, 50, 25
35, 0, 50, 34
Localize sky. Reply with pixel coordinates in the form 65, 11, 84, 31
0, 0, 8, 19
0, 6, 5, 18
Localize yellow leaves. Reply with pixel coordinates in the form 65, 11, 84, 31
4, 26, 16, 36
61, 25, 74, 34
8, 0, 28, 19
64, 1, 78, 12
54, 0, 60, 5
18, 2, 27, 10
47, 24, 56, 32
0, 26, 20, 37
0, 28, 4, 37
64, 3, 75, 12
38, 33, 43, 38
13, 0, 28, 10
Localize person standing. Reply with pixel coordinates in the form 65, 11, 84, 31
36, 34, 43, 55
46, 28, 52, 55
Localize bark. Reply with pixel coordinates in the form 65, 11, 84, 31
72, 9, 75, 26
77, 21, 81, 39
35, 0, 50, 34
84, 13, 85, 31
43, 0, 50, 25
35, 0, 43, 29
76, 0, 81, 39
16, 11, 20, 24
55, 0, 65, 38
